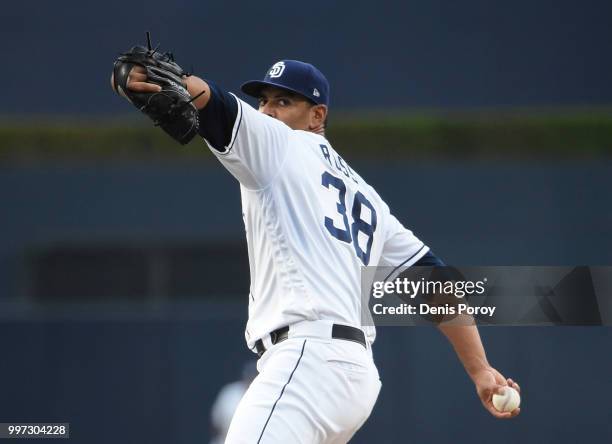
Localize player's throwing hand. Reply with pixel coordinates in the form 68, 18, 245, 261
472, 367, 521, 419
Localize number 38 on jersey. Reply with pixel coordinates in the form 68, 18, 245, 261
321, 170, 377, 265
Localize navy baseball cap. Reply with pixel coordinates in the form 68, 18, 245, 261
241, 60, 330, 106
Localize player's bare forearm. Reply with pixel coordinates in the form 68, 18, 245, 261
437, 320, 522, 418
437, 320, 489, 381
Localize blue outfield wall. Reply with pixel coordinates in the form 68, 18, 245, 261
0, 161, 610, 299
0, 161, 611, 443
2, 0, 612, 114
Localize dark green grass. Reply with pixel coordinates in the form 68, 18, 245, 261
2, 110, 611, 163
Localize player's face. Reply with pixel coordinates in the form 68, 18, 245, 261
258, 87, 326, 133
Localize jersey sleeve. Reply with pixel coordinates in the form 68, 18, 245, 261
199, 87, 290, 190
379, 208, 429, 269
413, 250, 445, 266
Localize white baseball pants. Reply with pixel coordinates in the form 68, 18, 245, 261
225, 327, 381, 443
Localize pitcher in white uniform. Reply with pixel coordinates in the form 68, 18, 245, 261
120, 58, 521, 443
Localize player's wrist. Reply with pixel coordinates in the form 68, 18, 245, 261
184, 75, 210, 110
466, 362, 492, 382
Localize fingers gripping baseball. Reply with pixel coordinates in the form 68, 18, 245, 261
473, 367, 521, 419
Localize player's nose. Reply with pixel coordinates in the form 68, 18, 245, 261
259, 103, 276, 118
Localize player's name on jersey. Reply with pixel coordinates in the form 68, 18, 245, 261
371, 302, 496, 317
319, 144, 359, 184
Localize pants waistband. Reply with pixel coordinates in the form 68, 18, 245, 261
254, 321, 367, 357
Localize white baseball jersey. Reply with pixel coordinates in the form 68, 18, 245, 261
203, 96, 429, 350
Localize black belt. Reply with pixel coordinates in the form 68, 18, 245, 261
254, 324, 366, 357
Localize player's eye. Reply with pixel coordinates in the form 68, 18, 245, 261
278, 98, 289, 106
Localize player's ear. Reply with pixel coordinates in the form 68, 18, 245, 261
309, 105, 328, 131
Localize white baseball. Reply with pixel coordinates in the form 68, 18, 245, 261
492, 386, 521, 412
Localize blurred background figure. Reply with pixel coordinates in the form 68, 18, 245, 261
209, 361, 258, 444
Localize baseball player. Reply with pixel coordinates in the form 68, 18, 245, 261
112, 49, 521, 443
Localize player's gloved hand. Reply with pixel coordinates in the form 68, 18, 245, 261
119, 65, 162, 93
472, 366, 521, 419
111, 34, 203, 145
